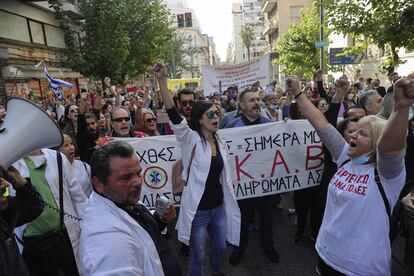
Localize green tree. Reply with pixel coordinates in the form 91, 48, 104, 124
240, 25, 254, 61
325, 0, 414, 76
160, 33, 189, 79
275, 5, 330, 79
49, 0, 178, 83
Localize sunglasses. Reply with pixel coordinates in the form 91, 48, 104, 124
112, 116, 130, 122
205, 110, 220, 119
145, 118, 156, 123
180, 100, 194, 107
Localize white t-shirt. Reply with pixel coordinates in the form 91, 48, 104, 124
316, 144, 405, 276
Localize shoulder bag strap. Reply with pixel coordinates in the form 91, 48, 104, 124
374, 168, 391, 220
57, 152, 64, 229
339, 158, 351, 168
185, 144, 197, 184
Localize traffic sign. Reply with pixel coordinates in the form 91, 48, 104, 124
315, 40, 329, 48
329, 47, 365, 65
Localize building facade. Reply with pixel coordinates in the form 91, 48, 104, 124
258, 0, 313, 82
0, 0, 85, 103
328, 33, 414, 87
165, 0, 220, 79
227, 0, 266, 65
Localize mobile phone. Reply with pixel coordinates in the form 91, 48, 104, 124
155, 196, 170, 216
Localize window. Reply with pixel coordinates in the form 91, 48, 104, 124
45, 25, 65, 48
290, 5, 303, 25
0, 10, 30, 42
29, 20, 45, 44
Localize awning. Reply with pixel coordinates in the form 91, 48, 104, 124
1, 65, 83, 79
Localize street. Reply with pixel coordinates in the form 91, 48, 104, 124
168, 199, 409, 276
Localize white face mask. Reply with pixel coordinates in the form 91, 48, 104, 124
347, 94, 354, 100
351, 151, 372, 165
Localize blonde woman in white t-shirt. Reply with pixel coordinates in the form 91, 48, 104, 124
285, 73, 414, 276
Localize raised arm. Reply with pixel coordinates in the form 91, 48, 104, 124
153, 61, 175, 109
378, 73, 414, 155
286, 75, 349, 133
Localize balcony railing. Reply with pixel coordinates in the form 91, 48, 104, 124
262, 16, 278, 36
260, 0, 277, 14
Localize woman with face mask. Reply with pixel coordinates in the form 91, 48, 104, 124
286, 73, 413, 276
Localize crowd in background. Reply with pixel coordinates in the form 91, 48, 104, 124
1, 66, 414, 276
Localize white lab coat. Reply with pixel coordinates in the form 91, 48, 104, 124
12, 148, 88, 269
173, 118, 241, 246
79, 192, 164, 276
72, 160, 92, 197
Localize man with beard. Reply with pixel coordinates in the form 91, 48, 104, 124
176, 89, 195, 128
109, 107, 147, 138
0, 167, 43, 276
225, 88, 279, 266
80, 141, 182, 276
77, 93, 103, 164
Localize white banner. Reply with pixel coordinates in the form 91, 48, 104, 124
125, 120, 323, 209
201, 54, 272, 94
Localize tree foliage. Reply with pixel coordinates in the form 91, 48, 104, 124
49, 0, 179, 83
275, 5, 331, 80
325, 0, 414, 76
160, 33, 189, 79
240, 25, 254, 61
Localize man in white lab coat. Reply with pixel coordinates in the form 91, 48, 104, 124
79, 140, 182, 276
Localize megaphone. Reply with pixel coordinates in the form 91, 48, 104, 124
0, 97, 63, 168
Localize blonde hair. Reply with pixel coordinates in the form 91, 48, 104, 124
357, 115, 387, 161
62, 134, 72, 145
138, 109, 159, 136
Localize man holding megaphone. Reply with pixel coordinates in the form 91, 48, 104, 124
0, 166, 44, 276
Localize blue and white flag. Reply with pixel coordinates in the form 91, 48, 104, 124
36, 61, 73, 100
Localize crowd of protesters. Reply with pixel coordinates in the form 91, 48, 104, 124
0, 62, 414, 276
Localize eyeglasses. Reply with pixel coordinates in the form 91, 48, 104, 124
145, 118, 156, 123
180, 100, 194, 107
205, 110, 220, 119
69, 109, 78, 113
112, 117, 130, 122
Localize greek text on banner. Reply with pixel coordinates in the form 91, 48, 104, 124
123, 120, 324, 209
200, 54, 272, 95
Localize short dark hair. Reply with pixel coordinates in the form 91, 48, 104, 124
177, 89, 195, 102
90, 140, 135, 185
343, 106, 365, 119
358, 90, 378, 111
337, 118, 359, 137
85, 112, 97, 121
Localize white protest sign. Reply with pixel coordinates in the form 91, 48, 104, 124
125, 120, 323, 209
201, 54, 272, 95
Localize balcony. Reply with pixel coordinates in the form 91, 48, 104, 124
260, 0, 277, 14
23, 0, 84, 19
63, 0, 84, 19
262, 17, 278, 36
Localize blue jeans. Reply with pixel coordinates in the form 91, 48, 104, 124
189, 204, 226, 276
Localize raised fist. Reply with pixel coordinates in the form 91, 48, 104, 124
394, 72, 414, 108
314, 69, 323, 82
285, 76, 301, 97
152, 60, 167, 81
334, 75, 350, 97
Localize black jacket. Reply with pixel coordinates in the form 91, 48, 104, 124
0, 182, 44, 276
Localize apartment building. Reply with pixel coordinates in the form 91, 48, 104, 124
165, 0, 220, 79
0, 0, 85, 102
227, 0, 266, 64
